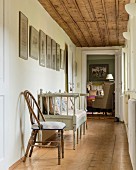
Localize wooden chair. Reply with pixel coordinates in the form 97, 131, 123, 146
23, 90, 66, 165
92, 82, 115, 115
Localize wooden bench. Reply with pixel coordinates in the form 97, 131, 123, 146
38, 89, 87, 149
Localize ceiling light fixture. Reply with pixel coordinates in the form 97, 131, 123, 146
125, 3, 136, 16
123, 32, 130, 40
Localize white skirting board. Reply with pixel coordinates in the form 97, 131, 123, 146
128, 99, 136, 170
120, 95, 124, 122
123, 94, 129, 127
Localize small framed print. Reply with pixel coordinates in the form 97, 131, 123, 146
51, 39, 56, 70
60, 49, 64, 69
39, 30, 46, 67
56, 43, 60, 71
19, 11, 28, 60
75, 61, 77, 76
46, 35, 51, 68
29, 26, 39, 60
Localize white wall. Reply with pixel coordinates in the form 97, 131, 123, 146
3, 0, 76, 168
0, 0, 9, 169
124, 3, 136, 91
122, 2, 136, 169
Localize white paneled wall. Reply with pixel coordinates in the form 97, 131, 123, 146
123, 94, 130, 133
128, 99, 136, 170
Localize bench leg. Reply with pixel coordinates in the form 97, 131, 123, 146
73, 129, 76, 150
77, 128, 79, 144
80, 125, 82, 139
83, 122, 85, 135
86, 119, 88, 129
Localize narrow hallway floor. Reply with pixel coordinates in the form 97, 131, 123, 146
13, 119, 132, 170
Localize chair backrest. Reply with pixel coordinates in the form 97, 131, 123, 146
92, 82, 114, 109
23, 90, 45, 128
103, 83, 115, 109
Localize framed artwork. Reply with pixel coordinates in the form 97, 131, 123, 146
46, 35, 51, 68
60, 49, 64, 69
89, 64, 109, 81
29, 26, 39, 60
39, 30, 46, 67
51, 39, 56, 70
75, 61, 77, 77
56, 43, 60, 71
19, 11, 28, 60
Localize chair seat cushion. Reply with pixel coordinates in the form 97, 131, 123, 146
32, 121, 66, 130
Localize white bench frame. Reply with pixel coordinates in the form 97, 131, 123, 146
38, 89, 87, 149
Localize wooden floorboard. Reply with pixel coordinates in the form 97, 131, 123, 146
12, 119, 132, 170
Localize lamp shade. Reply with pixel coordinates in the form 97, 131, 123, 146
123, 32, 130, 40
106, 74, 113, 80
125, 3, 136, 16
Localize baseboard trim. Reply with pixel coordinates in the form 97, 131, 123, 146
9, 157, 23, 170
9, 133, 57, 169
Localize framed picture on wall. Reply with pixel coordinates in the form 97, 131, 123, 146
75, 61, 77, 77
46, 35, 52, 68
51, 39, 56, 70
19, 11, 28, 60
39, 30, 46, 67
89, 64, 109, 81
29, 26, 39, 60
60, 49, 64, 70
56, 43, 60, 71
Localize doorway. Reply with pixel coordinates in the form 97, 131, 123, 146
87, 55, 115, 118
81, 48, 122, 120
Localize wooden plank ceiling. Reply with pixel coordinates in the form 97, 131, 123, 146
38, 0, 130, 47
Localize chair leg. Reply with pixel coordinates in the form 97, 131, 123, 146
29, 130, 38, 157
58, 142, 61, 165
61, 130, 64, 158
23, 130, 34, 162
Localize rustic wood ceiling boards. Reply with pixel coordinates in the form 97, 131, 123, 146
38, 0, 129, 47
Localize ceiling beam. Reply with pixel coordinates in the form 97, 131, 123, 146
47, 0, 82, 46
101, 0, 110, 45
60, 0, 89, 46
115, 0, 119, 44
74, 0, 96, 46
88, 0, 105, 46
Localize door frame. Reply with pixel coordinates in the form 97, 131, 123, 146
81, 47, 122, 119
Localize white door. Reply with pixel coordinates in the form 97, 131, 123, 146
0, 0, 7, 169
